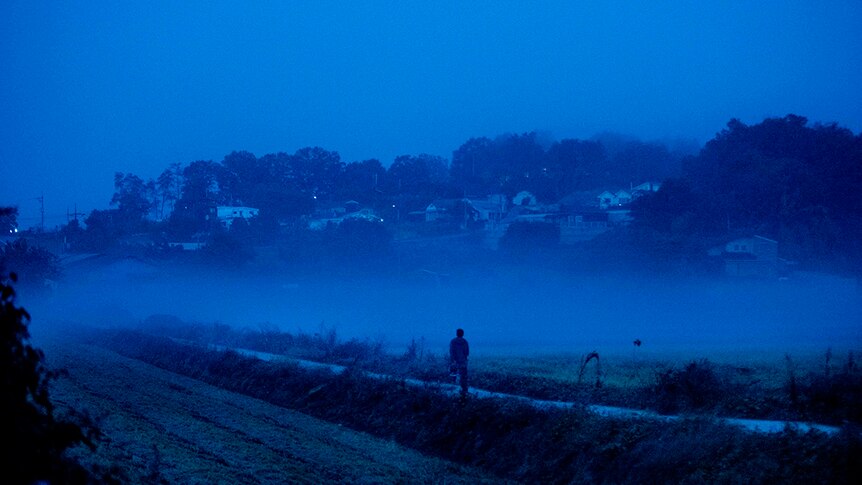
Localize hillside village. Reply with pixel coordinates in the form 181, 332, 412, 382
3, 178, 789, 284
3, 115, 861, 286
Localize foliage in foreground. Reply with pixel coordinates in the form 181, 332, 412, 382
0, 239, 62, 291
90, 328, 861, 484
0, 275, 114, 484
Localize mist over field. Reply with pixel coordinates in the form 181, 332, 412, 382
25, 260, 861, 359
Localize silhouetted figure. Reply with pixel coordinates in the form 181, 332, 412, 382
449, 328, 470, 396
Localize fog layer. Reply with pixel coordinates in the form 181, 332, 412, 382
25, 261, 861, 359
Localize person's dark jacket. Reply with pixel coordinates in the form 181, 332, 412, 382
449, 336, 469, 365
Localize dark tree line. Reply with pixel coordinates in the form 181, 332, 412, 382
451, 132, 680, 202
629, 115, 862, 274
21, 114, 860, 274
69, 134, 680, 242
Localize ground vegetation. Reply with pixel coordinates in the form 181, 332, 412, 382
84, 324, 861, 484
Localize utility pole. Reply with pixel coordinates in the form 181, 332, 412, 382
67, 204, 85, 224
37, 194, 45, 232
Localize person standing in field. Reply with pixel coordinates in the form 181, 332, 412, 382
449, 328, 470, 396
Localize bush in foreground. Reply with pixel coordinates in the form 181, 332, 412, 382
1, 274, 107, 484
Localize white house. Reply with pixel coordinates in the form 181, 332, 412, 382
597, 190, 632, 209
631, 181, 662, 195
597, 182, 660, 209
308, 208, 383, 230
214, 206, 259, 228
425, 199, 469, 222
723, 235, 779, 260
716, 235, 782, 278
556, 211, 611, 243
169, 242, 206, 251
425, 194, 508, 224
466, 194, 507, 223
512, 191, 537, 207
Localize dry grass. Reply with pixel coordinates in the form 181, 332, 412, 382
75, 326, 862, 484
40, 336, 508, 484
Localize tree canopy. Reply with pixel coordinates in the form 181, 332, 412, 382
630, 115, 862, 273
52, 114, 861, 275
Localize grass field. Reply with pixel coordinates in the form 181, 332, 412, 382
124, 317, 861, 425
35, 322, 861, 484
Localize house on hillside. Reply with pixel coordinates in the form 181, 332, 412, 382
308, 207, 383, 230
554, 211, 611, 243
631, 181, 661, 197
711, 235, 784, 278
466, 194, 507, 223
556, 188, 635, 243
344, 208, 384, 223
425, 199, 474, 222
168, 241, 206, 251
512, 191, 538, 207
213, 206, 259, 229
482, 183, 656, 248
597, 190, 633, 209
168, 231, 208, 251
483, 202, 558, 248
596, 182, 661, 209
424, 195, 507, 224
313, 200, 362, 220
343, 200, 361, 213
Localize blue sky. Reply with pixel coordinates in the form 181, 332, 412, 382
2, 1, 861, 229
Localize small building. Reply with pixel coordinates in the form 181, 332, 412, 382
483, 204, 558, 248
426, 194, 507, 224
168, 241, 206, 251
313, 200, 361, 219
465, 194, 507, 223
425, 199, 468, 222
598, 190, 633, 209
308, 208, 383, 230
344, 208, 384, 223
424, 200, 446, 222
631, 181, 661, 196
717, 235, 781, 278
512, 191, 538, 207
555, 211, 611, 244
344, 200, 361, 213
214, 206, 259, 229
596, 182, 660, 209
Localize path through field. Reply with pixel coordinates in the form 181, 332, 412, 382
224, 344, 842, 435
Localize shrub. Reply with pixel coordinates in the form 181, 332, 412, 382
797, 352, 862, 423
499, 221, 560, 257
0, 239, 62, 290
653, 359, 724, 414
199, 231, 256, 268
1, 274, 98, 484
